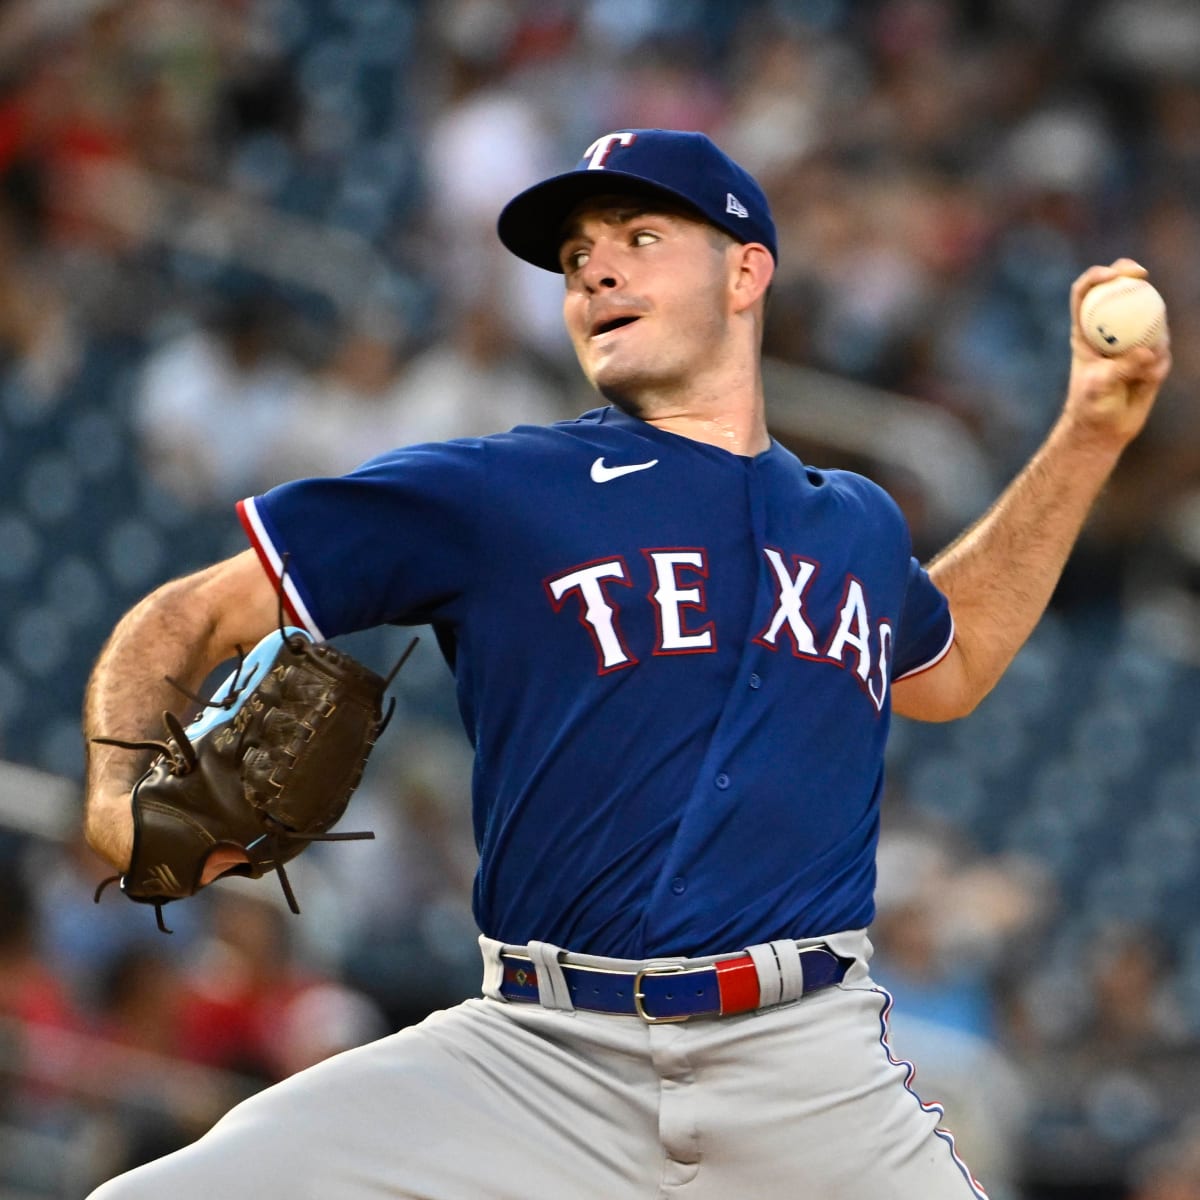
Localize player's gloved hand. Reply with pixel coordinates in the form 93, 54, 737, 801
93, 628, 412, 931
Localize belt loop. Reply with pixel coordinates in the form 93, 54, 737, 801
526, 940, 576, 1012
770, 939, 805, 1003
478, 935, 505, 1001
745, 941, 807, 1007
745, 943, 783, 1007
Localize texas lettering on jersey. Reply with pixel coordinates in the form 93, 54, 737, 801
545, 545, 893, 711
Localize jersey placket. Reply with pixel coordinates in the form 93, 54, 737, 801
641, 455, 774, 949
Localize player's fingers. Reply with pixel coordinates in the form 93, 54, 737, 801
1143, 337, 1172, 383
1115, 344, 1159, 375
1114, 341, 1172, 399
1108, 257, 1149, 278
200, 844, 250, 886
1070, 266, 1119, 325
1069, 260, 1148, 325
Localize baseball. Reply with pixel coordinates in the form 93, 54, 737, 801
1079, 276, 1166, 356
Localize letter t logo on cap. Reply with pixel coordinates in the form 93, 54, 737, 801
583, 132, 637, 170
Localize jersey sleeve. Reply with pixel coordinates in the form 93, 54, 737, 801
238, 439, 484, 639
892, 555, 954, 681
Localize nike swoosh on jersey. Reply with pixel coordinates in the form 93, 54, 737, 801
590, 457, 659, 483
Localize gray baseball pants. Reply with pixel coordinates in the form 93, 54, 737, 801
87, 930, 987, 1198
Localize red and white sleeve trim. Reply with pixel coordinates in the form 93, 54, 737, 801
237, 497, 326, 641
893, 616, 955, 683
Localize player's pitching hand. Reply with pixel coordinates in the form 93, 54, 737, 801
1064, 259, 1172, 448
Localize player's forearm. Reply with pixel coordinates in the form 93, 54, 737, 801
926, 416, 1124, 706
82, 550, 280, 870
897, 263, 1169, 723
83, 578, 222, 869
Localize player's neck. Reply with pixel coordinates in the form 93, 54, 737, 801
632, 376, 770, 457
645, 410, 770, 457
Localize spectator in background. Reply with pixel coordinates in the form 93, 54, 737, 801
93, 946, 186, 1058
84, 947, 211, 1176
132, 294, 305, 508
274, 980, 389, 1080
278, 287, 571, 481
0, 200, 81, 405
0, 25, 130, 251
869, 821, 1042, 1199
0, 870, 85, 1194
1012, 921, 1200, 1194
421, 1, 564, 361
322, 730, 483, 1031
0, 871, 80, 1039
32, 830, 204, 1009
1083, 926, 1192, 1058
1132, 1118, 1200, 1200
271, 310, 414, 479
374, 285, 571, 442
176, 887, 387, 1085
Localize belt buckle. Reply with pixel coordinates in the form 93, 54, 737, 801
633, 962, 690, 1024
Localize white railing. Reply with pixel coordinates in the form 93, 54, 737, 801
0, 761, 76, 841
764, 358, 997, 536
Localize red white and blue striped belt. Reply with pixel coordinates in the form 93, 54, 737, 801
498, 945, 850, 1024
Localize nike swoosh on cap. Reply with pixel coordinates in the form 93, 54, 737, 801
590, 457, 659, 483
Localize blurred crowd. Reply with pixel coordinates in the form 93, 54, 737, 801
4, 0, 1200, 1195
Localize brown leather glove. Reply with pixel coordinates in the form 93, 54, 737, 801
94, 628, 408, 932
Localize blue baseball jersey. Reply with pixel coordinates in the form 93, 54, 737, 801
238, 406, 953, 959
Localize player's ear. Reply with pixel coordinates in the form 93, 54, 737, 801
729, 242, 774, 315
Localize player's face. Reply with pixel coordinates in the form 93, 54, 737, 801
559, 197, 738, 413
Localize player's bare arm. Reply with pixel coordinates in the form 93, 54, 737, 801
893, 258, 1172, 723
82, 548, 281, 872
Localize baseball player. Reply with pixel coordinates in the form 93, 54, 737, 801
82, 129, 1170, 1198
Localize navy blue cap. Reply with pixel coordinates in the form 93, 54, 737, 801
497, 129, 777, 273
